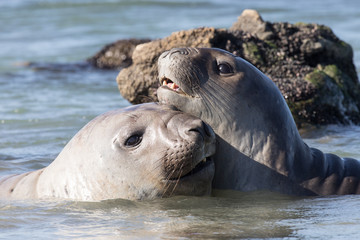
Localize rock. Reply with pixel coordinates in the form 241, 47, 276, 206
88, 38, 151, 69
229, 9, 274, 40
94, 9, 360, 126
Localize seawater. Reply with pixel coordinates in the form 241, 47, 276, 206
1, 0, 360, 239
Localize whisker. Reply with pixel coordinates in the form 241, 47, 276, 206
168, 162, 185, 197
198, 78, 238, 121
169, 169, 183, 197
162, 169, 177, 198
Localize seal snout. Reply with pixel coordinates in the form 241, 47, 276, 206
163, 114, 216, 182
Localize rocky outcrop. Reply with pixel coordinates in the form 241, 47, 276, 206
228, 10, 360, 126
88, 38, 151, 69
95, 9, 360, 126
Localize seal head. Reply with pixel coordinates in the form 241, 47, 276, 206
0, 103, 216, 201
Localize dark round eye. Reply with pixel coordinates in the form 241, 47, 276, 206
125, 134, 142, 147
218, 63, 233, 74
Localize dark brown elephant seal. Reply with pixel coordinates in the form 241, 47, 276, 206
0, 103, 216, 201
157, 47, 360, 196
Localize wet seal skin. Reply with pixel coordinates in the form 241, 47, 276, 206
157, 47, 360, 196
0, 103, 216, 201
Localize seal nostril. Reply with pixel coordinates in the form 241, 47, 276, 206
188, 127, 201, 134
202, 122, 212, 138
179, 48, 189, 55
188, 127, 204, 140
187, 121, 213, 141
169, 48, 189, 57
161, 50, 170, 58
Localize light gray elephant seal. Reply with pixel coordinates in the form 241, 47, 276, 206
0, 103, 216, 201
157, 47, 360, 196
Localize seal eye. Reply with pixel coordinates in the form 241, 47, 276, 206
125, 134, 142, 147
218, 63, 233, 74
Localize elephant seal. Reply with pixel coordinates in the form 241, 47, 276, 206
157, 47, 360, 196
0, 103, 216, 201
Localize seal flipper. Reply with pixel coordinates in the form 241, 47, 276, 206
300, 148, 360, 195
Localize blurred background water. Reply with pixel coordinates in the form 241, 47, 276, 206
1, 0, 360, 239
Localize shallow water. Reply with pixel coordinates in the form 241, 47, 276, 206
1, 0, 360, 239
2, 192, 360, 239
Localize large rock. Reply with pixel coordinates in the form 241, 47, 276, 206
100, 9, 359, 126
229, 9, 360, 126
88, 38, 151, 69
